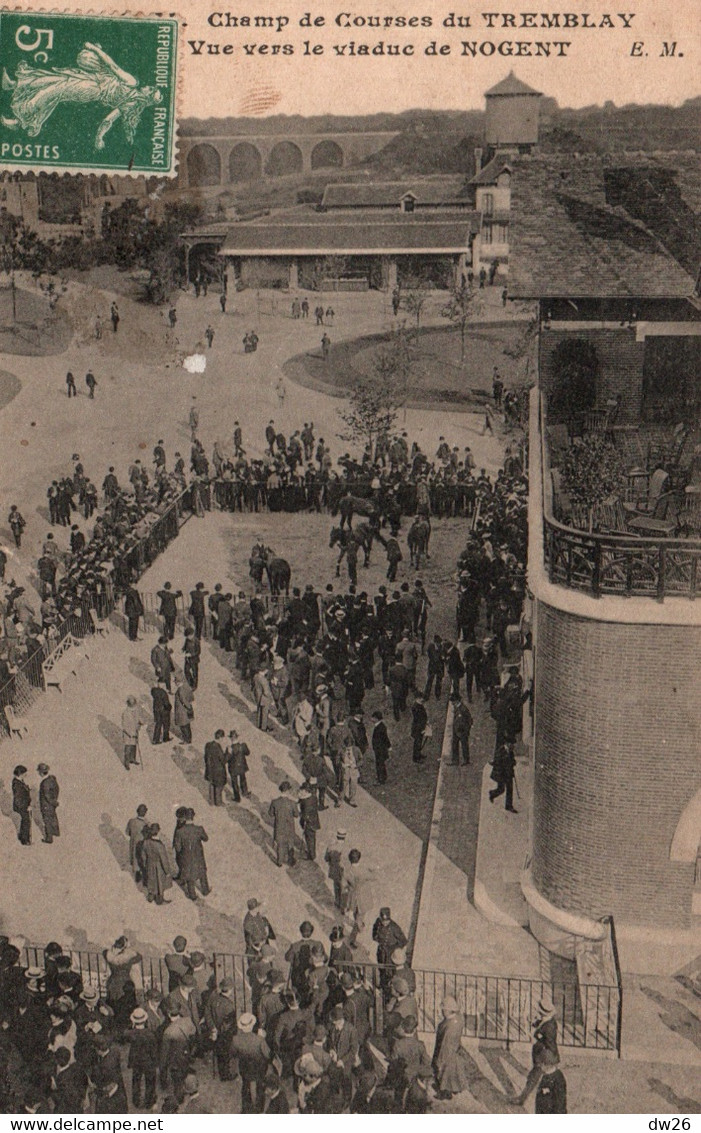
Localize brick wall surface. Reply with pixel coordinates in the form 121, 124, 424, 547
539, 327, 645, 422
532, 602, 701, 928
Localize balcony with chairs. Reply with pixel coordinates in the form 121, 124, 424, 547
538, 393, 701, 601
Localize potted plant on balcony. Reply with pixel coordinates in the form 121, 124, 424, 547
560, 435, 628, 532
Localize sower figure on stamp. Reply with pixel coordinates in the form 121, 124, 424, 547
2, 43, 164, 149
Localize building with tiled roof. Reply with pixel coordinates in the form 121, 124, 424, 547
321, 178, 470, 210
217, 206, 479, 290
506, 153, 699, 427
507, 155, 697, 300
485, 71, 542, 98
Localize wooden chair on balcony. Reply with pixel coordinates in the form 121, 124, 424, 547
610, 426, 646, 470
625, 488, 681, 538
550, 468, 573, 523
582, 398, 621, 439
623, 466, 670, 516
647, 424, 691, 484
595, 496, 628, 534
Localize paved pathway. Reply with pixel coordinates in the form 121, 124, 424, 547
0, 514, 421, 962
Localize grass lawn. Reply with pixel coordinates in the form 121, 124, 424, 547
284, 320, 530, 407
0, 285, 72, 355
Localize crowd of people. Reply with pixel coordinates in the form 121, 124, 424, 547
104, 418, 531, 933
1, 444, 203, 715
0, 386, 560, 1115
209, 418, 486, 522
0, 931, 565, 1114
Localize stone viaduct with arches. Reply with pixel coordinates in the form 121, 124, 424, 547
178, 131, 399, 188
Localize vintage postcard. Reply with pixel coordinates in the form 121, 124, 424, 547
0, 0, 698, 1121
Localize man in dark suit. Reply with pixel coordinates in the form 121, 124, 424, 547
230, 1012, 271, 1112
188, 582, 209, 639
51, 1047, 88, 1112
173, 809, 210, 900
182, 627, 201, 690
151, 681, 172, 744
489, 742, 517, 812
263, 1070, 289, 1113
446, 641, 465, 697
410, 694, 428, 763
164, 936, 191, 990
451, 694, 473, 766
124, 586, 144, 642
216, 592, 234, 651
95, 1078, 129, 1114
424, 634, 445, 700
298, 783, 320, 861
208, 583, 224, 639
370, 710, 391, 784
37, 763, 59, 843
151, 636, 174, 691
204, 730, 227, 806
157, 582, 183, 641
125, 1007, 159, 1109
268, 780, 299, 867
12, 765, 31, 845
372, 907, 408, 969
204, 978, 237, 1080
326, 1003, 359, 1095
387, 657, 410, 722
534, 1051, 567, 1113
227, 729, 250, 801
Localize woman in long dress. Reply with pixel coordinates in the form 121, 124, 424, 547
432, 996, 471, 1099
3, 42, 162, 149
102, 935, 142, 1009
140, 823, 173, 905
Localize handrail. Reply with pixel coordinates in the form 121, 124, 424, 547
20, 944, 620, 1051
539, 393, 701, 601
0, 489, 194, 737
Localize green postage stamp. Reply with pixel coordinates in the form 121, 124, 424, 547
0, 10, 178, 175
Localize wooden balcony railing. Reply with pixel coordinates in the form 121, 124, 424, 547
539, 395, 701, 601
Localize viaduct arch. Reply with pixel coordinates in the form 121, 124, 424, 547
178, 131, 398, 188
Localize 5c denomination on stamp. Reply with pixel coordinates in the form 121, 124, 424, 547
0, 10, 178, 175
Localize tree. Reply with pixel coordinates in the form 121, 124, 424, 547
338, 331, 414, 455
99, 199, 202, 302
400, 282, 430, 338
144, 201, 202, 301
503, 313, 539, 385
440, 282, 483, 361
0, 216, 56, 323
560, 435, 628, 531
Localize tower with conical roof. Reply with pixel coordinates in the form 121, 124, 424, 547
485, 71, 542, 152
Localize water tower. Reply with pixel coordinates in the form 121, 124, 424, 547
485, 71, 542, 152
